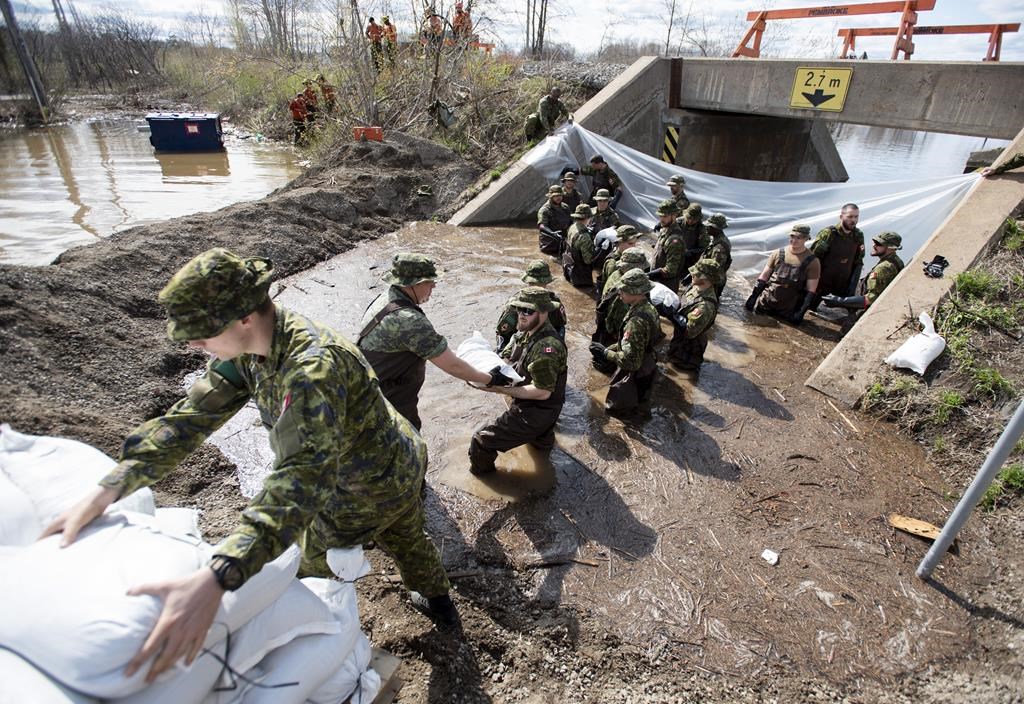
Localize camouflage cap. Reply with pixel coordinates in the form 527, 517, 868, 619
655, 199, 678, 217
789, 223, 812, 238
873, 231, 903, 249
512, 286, 558, 313
689, 258, 722, 281
521, 259, 553, 285
666, 174, 686, 186
615, 225, 640, 241
383, 252, 441, 286
560, 172, 577, 182
618, 268, 654, 295
683, 203, 703, 220
705, 213, 728, 230
159, 248, 274, 342
593, 189, 612, 201
547, 184, 564, 197
571, 203, 594, 219
618, 247, 649, 270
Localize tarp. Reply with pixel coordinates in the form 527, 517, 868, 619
523, 125, 980, 277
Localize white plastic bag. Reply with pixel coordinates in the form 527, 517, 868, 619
648, 282, 680, 311
884, 312, 946, 375
593, 226, 619, 253
455, 332, 525, 387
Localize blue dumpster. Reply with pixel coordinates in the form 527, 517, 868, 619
145, 112, 224, 152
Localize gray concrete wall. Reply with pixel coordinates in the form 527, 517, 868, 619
664, 109, 848, 182
806, 125, 1024, 407
449, 56, 668, 226
677, 58, 1024, 139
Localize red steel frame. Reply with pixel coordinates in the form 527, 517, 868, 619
839, 23, 1019, 61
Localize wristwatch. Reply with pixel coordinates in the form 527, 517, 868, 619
208, 555, 244, 591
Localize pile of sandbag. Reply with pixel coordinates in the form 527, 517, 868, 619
456, 332, 525, 386
0, 426, 381, 704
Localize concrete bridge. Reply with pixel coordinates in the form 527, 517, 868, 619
450, 56, 1024, 407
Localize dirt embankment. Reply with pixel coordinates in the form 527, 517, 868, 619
0, 133, 479, 533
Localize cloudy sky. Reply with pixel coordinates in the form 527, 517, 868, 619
12, 0, 1024, 61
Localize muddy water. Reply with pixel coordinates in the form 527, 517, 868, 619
0, 120, 301, 266
207, 222, 977, 680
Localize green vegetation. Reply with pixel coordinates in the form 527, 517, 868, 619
980, 463, 1024, 510
932, 391, 964, 424
1004, 218, 1024, 253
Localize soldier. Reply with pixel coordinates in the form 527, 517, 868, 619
525, 87, 570, 142
495, 260, 567, 352
648, 199, 687, 293
821, 231, 905, 314
562, 203, 597, 287
667, 174, 689, 211
982, 153, 1024, 177
667, 259, 721, 373
679, 203, 709, 272
358, 253, 511, 431
809, 203, 865, 311
469, 287, 567, 475
382, 17, 399, 65
591, 189, 621, 231
701, 213, 732, 298
596, 224, 641, 293
41, 249, 461, 683
561, 172, 582, 213
537, 184, 573, 256
581, 155, 623, 208
593, 247, 650, 366
288, 92, 308, 143
745, 223, 821, 324
589, 269, 661, 416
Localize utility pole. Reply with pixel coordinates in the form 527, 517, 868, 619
0, 0, 49, 121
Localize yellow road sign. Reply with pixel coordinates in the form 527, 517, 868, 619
789, 67, 853, 112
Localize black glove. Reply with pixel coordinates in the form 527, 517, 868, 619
822, 294, 867, 310
672, 312, 688, 336
589, 342, 607, 361
486, 366, 514, 387
923, 255, 949, 278
647, 268, 664, 282
745, 280, 768, 311
653, 223, 663, 232
790, 291, 816, 324
846, 265, 862, 296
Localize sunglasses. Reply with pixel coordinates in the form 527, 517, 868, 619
513, 306, 537, 316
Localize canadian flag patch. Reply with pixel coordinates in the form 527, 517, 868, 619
544, 346, 553, 353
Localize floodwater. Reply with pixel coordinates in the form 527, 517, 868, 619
831, 122, 1009, 181
0, 120, 301, 266
207, 222, 982, 680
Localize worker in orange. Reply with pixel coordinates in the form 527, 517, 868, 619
382, 16, 398, 65
315, 73, 336, 113
302, 79, 319, 123
452, 2, 472, 41
422, 5, 443, 52
366, 17, 384, 70
288, 92, 308, 144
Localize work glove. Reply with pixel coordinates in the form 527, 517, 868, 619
588, 342, 608, 361
653, 223, 663, 232
671, 312, 688, 336
822, 294, 867, 310
647, 268, 664, 282
745, 280, 768, 311
846, 265, 862, 296
790, 291, 816, 325
486, 366, 514, 388
923, 255, 950, 278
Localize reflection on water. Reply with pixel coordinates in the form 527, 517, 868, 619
830, 123, 1010, 182
0, 120, 301, 266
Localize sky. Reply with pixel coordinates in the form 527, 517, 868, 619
11, 0, 1024, 61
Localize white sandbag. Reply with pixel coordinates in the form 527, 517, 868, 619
306, 634, 380, 704
153, 507, 203, 541
455, 332, 524, 387
0, 425, 155, 534
594, 226, 619, 253
110, 639, 227, 704
884, 312, 946, 375
0, 648, 98, 704
240, 630, 357, 704
648, 282, 680, 311
0, 467, 41, 546
0, 512, 300, 699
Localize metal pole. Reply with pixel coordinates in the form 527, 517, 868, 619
0, 0, 49, 121
917, 399, 1024, 579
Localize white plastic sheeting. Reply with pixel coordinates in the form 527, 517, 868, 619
523, 125, 980, 277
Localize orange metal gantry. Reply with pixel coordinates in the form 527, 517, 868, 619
838, 23, 1020, 61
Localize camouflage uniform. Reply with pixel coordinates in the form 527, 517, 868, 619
537, 93, 569, 131
679, 204, 710, 271
701, 213, 733, 298
596, 270, 660, 415
596, 225, 640, 293
496, 261, 566, 351
101, 248, 450, 597
652, 201, 688, 293
594, 247, 649, 350
561, 185, 583, 213
580, 162, 621, 204
562, 204, 596, 287
668, 260, 720, 372
470, 288, 567, 474
861, 251, 905, 304
987, 153, 1024, 175
667, 175, 689, 212
592, 205, 621, 231
811, 222, 865, 297
357, 254, 446, 430
537, 186, 573, 255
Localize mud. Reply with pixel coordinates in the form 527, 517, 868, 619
1, 139, 1022, 702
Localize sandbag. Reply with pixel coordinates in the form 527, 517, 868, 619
0, 648, 98, 704
649, 282, 680, 311
884, 312, 946, 375
593, 226, 618, 254
0, 512, 300, 699
0, 466, 40, 546
456, 332, 525, 387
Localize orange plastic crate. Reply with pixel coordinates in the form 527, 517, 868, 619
353, 126, 384, 142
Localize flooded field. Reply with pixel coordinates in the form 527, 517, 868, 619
0, 120, 301, 266
208, 222, 989, 682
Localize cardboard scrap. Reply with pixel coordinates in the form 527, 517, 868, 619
888, 513, 941, 541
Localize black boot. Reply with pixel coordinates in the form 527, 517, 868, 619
410, 592, 460, 626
